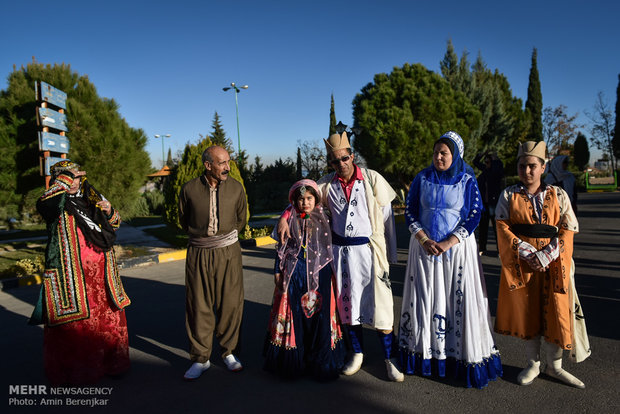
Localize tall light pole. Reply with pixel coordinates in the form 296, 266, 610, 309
222, 82, 248, 154
154, 134, 171, 168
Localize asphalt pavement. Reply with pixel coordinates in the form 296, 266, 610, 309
1, 192, 619, 414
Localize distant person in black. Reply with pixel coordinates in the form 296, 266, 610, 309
474, 150, 504, 254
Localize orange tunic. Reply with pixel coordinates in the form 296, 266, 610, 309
494, 185, 578, 349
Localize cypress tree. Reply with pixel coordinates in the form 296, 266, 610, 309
573, 132, 590, 171
209, 112, 233, 153
166, 148, 174, 167
525, 48, 543, 142
296, 147, 303, 179
329, 94, 337, 136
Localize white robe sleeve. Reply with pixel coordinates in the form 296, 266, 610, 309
383, 204, 397, 264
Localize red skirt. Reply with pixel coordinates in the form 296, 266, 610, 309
44, 228, 130, 385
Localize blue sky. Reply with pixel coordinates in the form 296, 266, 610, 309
1, 0, 618, 168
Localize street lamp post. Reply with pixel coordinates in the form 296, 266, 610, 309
154, 134, 171, 168
222, 82, 249, 154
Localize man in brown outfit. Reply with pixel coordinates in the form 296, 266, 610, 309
178, 145, 248, 380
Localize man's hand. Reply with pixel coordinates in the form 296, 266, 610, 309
277, 216, 290, 242
525, 253, 546, 272
274, 273, 284, 292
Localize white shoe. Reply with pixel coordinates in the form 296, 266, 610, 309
342, 353, 364, 376
545, 366, 585, 389
385, 358, 404, 382
184, 361, 210, 380
223, 354, 243, 372
517, 361, 540, 386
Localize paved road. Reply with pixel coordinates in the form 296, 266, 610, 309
1, 192, 619, 413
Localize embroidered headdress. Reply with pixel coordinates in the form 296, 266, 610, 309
50, 160, 80, 178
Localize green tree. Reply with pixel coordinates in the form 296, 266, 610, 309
249, 155, 263, 182
573, 132, 590, 171
441, 43, 522, 165
352, 63, 481, 189
329, 94, 338, 137
236, 149, 249, 183
525, 48, 543, 142
166, 148, 174, 167
245, 157, 295, 214
0, 61, 151, 222
209, 111, 233, 153
440, 40, 472, 96
296, 147, 303, 179
163, 137, 247, 227
440, 39, 459, 84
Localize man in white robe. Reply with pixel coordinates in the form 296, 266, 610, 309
278, 131, 403, 381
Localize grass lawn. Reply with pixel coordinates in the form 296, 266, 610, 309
142, 225, 188, 249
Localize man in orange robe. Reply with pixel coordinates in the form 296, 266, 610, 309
495, 141, 589, 389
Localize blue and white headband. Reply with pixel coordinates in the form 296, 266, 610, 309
439, 131, 464, 159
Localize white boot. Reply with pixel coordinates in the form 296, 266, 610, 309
517, 337, 541, 386
544, 341, 585, 389
342, 353, 364, 376
385, 358, 404, 382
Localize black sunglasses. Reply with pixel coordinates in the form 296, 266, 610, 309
329, 155, 352, 165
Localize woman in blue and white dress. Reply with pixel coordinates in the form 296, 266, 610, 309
398, 131, 502, 388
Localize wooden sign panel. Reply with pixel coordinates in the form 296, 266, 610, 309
44, 156, 68, 176
36, 81, 67, 109
38, 131, 70, 154
37, 107, 68, 132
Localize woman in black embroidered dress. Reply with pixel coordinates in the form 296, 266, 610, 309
31, 160, 131, 385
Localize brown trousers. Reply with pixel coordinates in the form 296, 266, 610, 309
185, 243, 244, 362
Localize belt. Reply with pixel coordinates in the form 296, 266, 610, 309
331, 233, 370, 246
511, 223, 558, 238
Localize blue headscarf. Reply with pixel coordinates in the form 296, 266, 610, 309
426, 131, 474, 242
431, 131, 472, 184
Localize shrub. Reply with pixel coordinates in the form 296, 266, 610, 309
13, 256, 45, 277
144, 190, 165, 215
132, 195, 151, 217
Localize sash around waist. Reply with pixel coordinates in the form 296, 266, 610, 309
189, 230, 238, 249
511, 223, 559, 239
331, 232, 370, 246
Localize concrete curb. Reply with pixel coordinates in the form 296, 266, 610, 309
240, 235, 277, 248
1, 237, 277, 291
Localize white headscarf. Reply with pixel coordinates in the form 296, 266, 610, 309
545, 155, 576, 202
